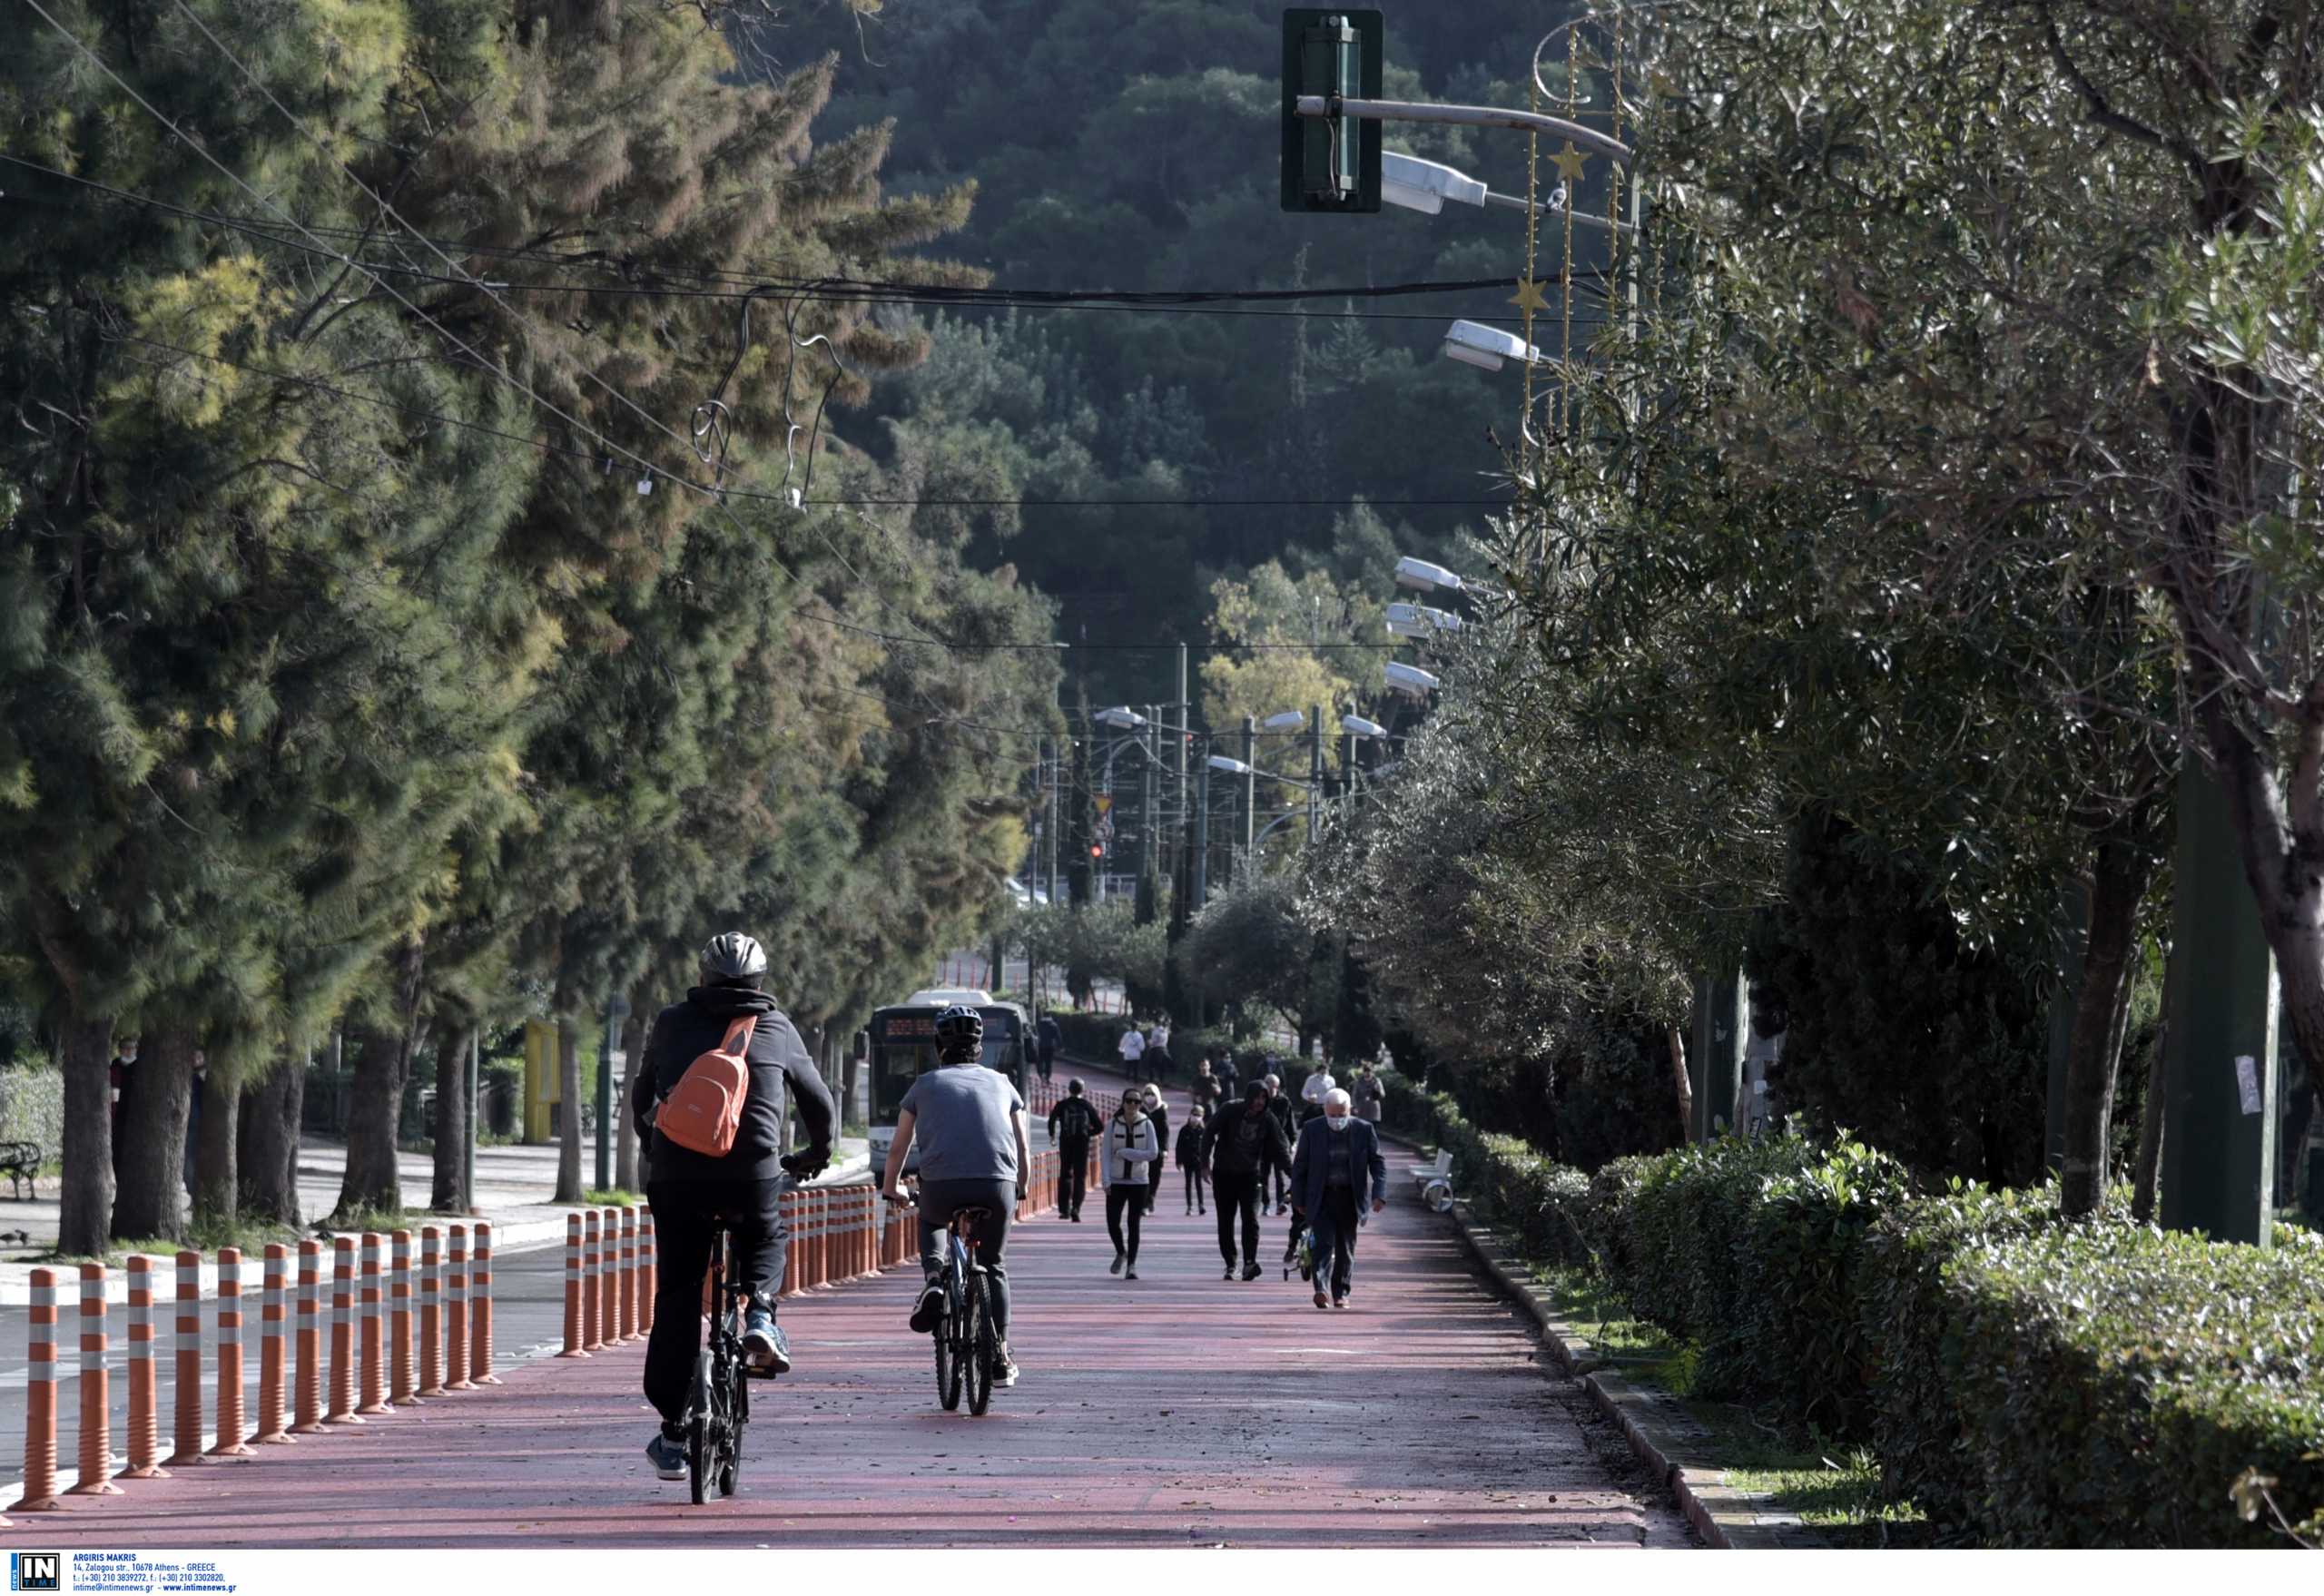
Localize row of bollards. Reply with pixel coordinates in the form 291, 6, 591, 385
559, 1205, 656, 1358
11, 1223, 497, 1513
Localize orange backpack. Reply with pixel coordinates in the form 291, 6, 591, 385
656, 1015, 756, 1157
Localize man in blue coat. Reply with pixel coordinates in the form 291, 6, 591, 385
1288, 1087, 1388, 1310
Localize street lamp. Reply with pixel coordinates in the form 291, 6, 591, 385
1094, 706, 1147, 730
1441, 319, 1541, 372
1384, 601, 1462, 639
1384, 150, 1633, 234
1384, 661, 1441, 699
1394, 556, 1472, 596
1206, 754, 1257, 777
1259, 709, 1307, 732
1341, 715, 1388, 738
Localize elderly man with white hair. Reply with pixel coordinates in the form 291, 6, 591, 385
1287, 1086, 1389, 1310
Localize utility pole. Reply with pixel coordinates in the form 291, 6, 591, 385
465, 1028, 479, 1211
1241, 715, 1257, 862
1175, 643, 1188, 879
1194, 747, 1211, 911
1307, 702, 1324, 843
595, 990, 615, 1193
1141, 704, 1158, 889
1046, 738, 1061, 907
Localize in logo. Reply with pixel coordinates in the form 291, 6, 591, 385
10, 1553, 60, 1592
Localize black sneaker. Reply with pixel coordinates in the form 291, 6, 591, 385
743, 1305, 792, 1374
1223, 1264, 1236, 1281
908, 1284, 946, 1334
1240, 1262, 1263, 1282
646, 1428, 687, 1482
1109, 1252, 1124, 1276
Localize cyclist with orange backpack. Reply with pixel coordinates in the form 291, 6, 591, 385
631, 932, 836, 1482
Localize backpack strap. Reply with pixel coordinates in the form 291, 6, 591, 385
723, 1014, 757, 1055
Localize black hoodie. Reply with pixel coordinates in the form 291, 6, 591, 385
630, 986, 837, 1182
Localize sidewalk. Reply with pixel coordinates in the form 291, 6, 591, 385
0, 1134, 868, 1306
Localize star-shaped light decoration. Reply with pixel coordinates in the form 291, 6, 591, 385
1510, 276, 1553, 317
1551, 142, 1590, 184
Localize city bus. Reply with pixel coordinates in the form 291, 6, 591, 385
862, 989, 1032, 1182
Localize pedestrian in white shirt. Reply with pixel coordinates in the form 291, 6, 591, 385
1117, 1026, 1146, 1069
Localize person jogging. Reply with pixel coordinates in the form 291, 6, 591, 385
880, 1004, 1029, 1390
1205, 1080, 1292, 1281
1100, 1092, 1160, 1279
1046, 1077, 1103, 1222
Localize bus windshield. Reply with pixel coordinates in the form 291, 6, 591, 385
869, 1010, 1023, 1123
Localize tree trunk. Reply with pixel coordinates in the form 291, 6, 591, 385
1666, 1024, 1694, 1146
615, 999, 645, 1192
192, 1062, 239, 1227
554, 1014, 585, 1203
113, 1026, 197, 1242
336, 936, 428, 1219
2058, 834, 2155, 1217
239, 1054, 303, 1227
57, 1016, 115, 1256
430, 1024, 472, 1212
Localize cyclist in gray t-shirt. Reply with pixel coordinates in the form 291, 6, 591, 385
880, 1005, 1031, 1388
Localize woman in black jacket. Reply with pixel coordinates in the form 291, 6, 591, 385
1176, 1107, 1209, 1215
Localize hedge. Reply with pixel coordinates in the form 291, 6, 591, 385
1401, 1108, 2324, 1546
0, 1066, 64, 1165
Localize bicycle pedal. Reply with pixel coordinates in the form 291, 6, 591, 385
743, 1364, 780, 1380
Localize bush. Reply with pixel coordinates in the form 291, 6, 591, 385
0, 1064, 64, 1164
1945, 1224, 2324, 1547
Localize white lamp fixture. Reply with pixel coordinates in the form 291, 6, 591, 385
1383, 661, 1441, 699
1385, 601, 1462, 638
1394, 556, 1467, 595
1260, 710, 1307, 732
1094, 706, 1147, 729
1382, 152, 1490, 216
1206, 754, 1257, 777
1341, 715, 1388, 738
1441, 319, 1541, 371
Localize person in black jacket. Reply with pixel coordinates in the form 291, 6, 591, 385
1139, 1083, 1169, 1216
1175, 1107, 1209, 1215
1261, 1074, 1295, 1215
1204, 1081, 1292, 1279
1046, 1078, 1102, 1221
630, 931, 835, 1483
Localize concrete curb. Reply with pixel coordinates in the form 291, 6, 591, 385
1442, 1198, 1823, 1550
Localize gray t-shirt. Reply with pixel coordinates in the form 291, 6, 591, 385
899, 1065, 1025, 1182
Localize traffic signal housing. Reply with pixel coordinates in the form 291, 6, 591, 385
1280, 9, 1383, 212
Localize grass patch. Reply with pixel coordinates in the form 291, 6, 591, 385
582, 1187, 643, 1207
49, 1215, 304, 1266
320, 1205, 429, 1236
1527, 1262, 1933, 1549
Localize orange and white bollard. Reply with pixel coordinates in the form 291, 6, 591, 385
356, 1234, 389, 1416
171, 1249, 211, 1460
208, 1248, 252, 1456
419, 1227, 445, 1394
70, 1262, 121, 1493
618, 1207, 637, 1341
559, 1213, 588, 1358
470, 1222, 498, 1384
256, 1245, 291, 1444
778, 1189, 799, 1296
15, 1267, 62, 1512
125, 1255, 168, 1475
580, 1210, 602, 1352
389, 1231, 417, 1406
293, 1240, 324, 1434
326, 1236, 361, 1425
445, 1225, 473, 1391
597, 1207, 617, 1349
641, 1210, 656, 1334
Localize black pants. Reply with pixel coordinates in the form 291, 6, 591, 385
917, 1175, 1016, 1340
1309, 1185, 1362, 1298
1216, 1171, 1262, 1266
643, 1177, 788, 1428
1105, 1184, 1145, 1264
1038, 1049, 1055, 1084
1183, 1166, 1206, 1210
1058, 1138, 1089, 1217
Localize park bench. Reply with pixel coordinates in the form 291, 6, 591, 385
1407, 1148, 1453, 1211
1, 1140, 43, 1200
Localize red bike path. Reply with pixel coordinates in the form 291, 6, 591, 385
14, 1078, 1695, 1549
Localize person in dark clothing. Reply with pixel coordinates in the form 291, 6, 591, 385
1210, 1049, 1238, 1106
1046, 1077, 1103, 1221
1261, 1074, 1295, 1215
1205, 1081, 1292, 1279
1289, 1088, 1388, 1308
1138, 1084, 1169, 1215
1189, 1059, 1220, 1118
1035, 1013, 1062, 1085
1176, 1108, 1208, 1215
109, 1036, 139, 1184
631, 932, 835, 1483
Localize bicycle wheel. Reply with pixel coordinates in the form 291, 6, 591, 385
719, 1359, 744, 1497
934, 1271, 965, 1412
964, 1271, 995, 1417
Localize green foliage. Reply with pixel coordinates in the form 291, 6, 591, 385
0, 1066, 65, 1165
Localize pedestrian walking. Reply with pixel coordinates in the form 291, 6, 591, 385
1262, 1074, 1295, 1215
1190, 1058, 1220, 1118
1036, 1012, 1062, 1086
1046, 1078, 1103, 1222
1299, 1068, 1336, 1128
1289, 1089, 1388, 1310
1140, 1083, 1169, 1215
1144, 1029, 1176, 1085
1204, 1082, 1291, 1280
1177, 1108, 1208, 1215
1116, 1024, 1146, 1073
1101, 1094, 1160, 1279
1211, 1048, 1238, 1105
109, 1034, 139, 1181
1351, 1065, 1384, 1126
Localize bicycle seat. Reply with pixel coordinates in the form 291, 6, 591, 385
947, 1205, 994, 1226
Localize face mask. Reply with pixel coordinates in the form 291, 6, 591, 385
1326, 1115, 1351, 1133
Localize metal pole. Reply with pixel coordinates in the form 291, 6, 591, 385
464, 1028, 478, 1212
1307, 704, 1323, 843
1175, 644, 1188, 871
1293, 94, 1632, 164
1046, 740, 1061, 908
1142, 705, 1158, 890
1194, 751, 1210, 911
1241, 715, 1256, 862
595, 995, 613, 1194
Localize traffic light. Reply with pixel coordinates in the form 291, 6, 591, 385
1089, 842, 1105, 860
1280, 9, 1383, 212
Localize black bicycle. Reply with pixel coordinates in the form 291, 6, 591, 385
889, 1187, 1001, 1416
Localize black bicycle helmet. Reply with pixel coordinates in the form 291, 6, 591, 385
934, 1003, 985, 1061
700, 931, 768, 988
